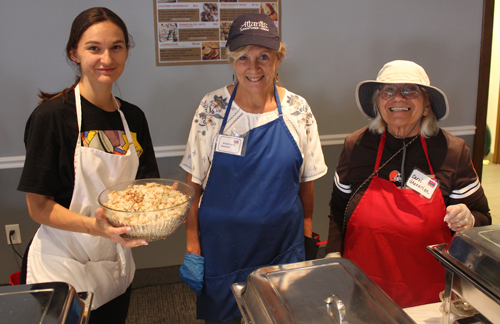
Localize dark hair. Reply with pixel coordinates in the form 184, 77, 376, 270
39, 7, 133, 103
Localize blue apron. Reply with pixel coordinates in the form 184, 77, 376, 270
197, 84, 305, 322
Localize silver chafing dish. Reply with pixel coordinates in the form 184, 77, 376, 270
231, 257, 416, 323
427, 225, 500, 324
0, 281, 93, 324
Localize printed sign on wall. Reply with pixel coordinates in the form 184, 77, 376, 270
154, 0, 281, 66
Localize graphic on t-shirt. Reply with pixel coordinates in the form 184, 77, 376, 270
81, 130, 143, 157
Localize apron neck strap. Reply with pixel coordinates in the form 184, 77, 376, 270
274, 83, 283, 115
420, 135, 433, 174
219, 83, 282, 135
74, 84, 135, 151
374, 130, 433, 174
220, 84, 238, 134
75, 84, 83, 133
374, 132, 387, 171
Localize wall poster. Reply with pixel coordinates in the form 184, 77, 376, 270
154, 0, 281, 66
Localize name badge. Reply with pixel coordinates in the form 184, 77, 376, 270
215, 134, 244, 156
406, 169, 438, 199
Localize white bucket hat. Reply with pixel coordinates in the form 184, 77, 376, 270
355, 60, 449, 121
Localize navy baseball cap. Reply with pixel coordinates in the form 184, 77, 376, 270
226, 13, 280, 51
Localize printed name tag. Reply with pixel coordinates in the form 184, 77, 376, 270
406, 169, 438, 199
215, 134, 244, 155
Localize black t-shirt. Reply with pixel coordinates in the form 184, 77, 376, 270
18, 91, 160, 208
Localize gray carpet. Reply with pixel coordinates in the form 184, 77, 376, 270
127, 247, 325, 323
127, 265, 203, 324
126, 283, 203, 324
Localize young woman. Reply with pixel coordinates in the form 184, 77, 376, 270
18, 7, 159, 323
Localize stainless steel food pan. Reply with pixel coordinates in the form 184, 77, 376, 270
0, 281, 93, 324
427, 225, 500, 324
231, 257, 415, 324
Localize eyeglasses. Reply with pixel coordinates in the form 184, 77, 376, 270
379, 84, 422, 100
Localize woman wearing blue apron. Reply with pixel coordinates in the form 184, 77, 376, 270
179, 13, 328, 323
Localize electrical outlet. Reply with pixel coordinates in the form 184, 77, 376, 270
5, 224, 22, 245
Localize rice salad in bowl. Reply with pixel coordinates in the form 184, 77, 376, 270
98, 179, 194, 241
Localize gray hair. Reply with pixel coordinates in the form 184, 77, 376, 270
368, 87, 440, 138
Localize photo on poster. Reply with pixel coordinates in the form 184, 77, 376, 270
220, 22, 231, 41
260, 3, 278, 21
159, 23, 179, 42
201, 3, 219, 22
202, 42, 221, 60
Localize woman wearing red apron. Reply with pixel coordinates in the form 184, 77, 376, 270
179, 14, 327, 323
326, 60, 491, 308
18, 8, 159, 324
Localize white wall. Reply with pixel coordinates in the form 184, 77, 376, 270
0, 0, 485, 283
0, 0, 483, 159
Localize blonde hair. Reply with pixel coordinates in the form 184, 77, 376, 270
226, 42, 287, 65
368, 87, 440, 138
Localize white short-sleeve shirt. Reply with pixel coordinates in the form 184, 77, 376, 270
180, 86, 327, 188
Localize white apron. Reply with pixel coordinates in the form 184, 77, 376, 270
27, 85, 139, 309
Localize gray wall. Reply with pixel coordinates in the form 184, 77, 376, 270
0, 0, 483, 284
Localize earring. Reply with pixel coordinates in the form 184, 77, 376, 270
275, 72, 279, 83
232, 74, 235, 85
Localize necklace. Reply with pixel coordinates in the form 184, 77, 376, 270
342, 134, 419, 233
111, 94, 120, 111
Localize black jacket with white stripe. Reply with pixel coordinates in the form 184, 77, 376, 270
326, 126, 491, 254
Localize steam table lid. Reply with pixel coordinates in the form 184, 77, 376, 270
0, 281, 90, 324
237, 258, 416, 323
446, 225, 500, 297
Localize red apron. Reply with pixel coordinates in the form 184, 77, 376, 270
344, 133, 451, 308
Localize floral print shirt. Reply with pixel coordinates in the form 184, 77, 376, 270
180, 86, 327, 188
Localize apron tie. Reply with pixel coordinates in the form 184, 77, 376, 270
116, 244, 127, 277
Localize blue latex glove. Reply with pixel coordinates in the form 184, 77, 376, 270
179, 253, 205, 296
